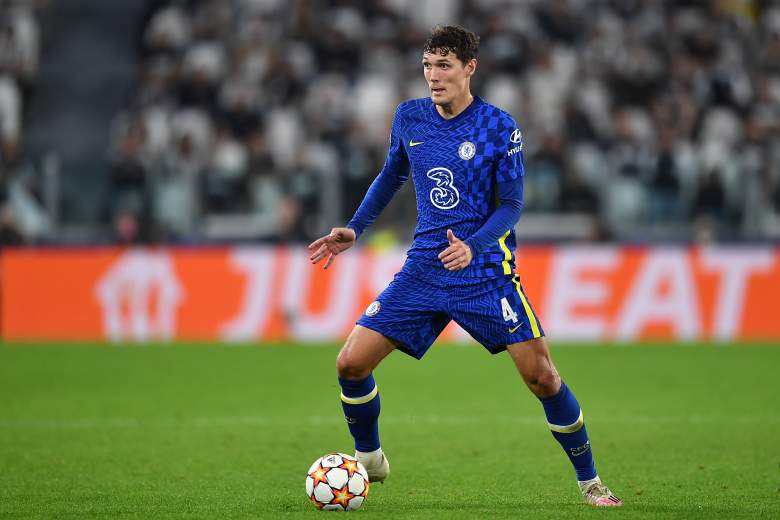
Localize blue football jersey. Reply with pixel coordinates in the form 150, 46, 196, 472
384, 97, 525, 283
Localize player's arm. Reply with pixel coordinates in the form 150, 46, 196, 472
439, 120, 525, 271
309, 107, 410, 269
438, 181, 523, 270
465, 121, 525, 256
463, 179, 523, 255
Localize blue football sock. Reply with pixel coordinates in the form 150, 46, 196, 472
539, 382, 597, 481
339, 374, 381, 452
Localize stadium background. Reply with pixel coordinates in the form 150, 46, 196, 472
1, 1, 779, 518
1, 0, 780, 342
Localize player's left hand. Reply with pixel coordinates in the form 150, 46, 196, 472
438, 229, 473, 271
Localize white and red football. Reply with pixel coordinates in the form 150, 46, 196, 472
305, 453, 370, 511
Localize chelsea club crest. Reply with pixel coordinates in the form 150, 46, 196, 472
365, 301, 381, 316
458, 141, 476, 160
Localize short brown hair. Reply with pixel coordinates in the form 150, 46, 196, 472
423, 25, 479, 64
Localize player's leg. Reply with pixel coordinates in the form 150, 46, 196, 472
337, 324, 397, 380
337, 271, 450, 483
336, 325, 396, 482
336, 324, 396, 453
449, 275, 621, 506
507, 338, 622, 506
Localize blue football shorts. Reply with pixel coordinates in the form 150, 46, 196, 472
356, 269, 545, 359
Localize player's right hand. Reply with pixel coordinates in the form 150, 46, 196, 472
308, 227, 357, 269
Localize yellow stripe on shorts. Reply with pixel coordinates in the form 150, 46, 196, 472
512, 276, 541, 338
340, 385, 378, 405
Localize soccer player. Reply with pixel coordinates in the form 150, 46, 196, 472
308, 25, 622, 507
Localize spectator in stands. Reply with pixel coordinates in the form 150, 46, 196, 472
203, 125, 249, 213
148, 126, 206, 241
694, 170, 727, 224
98, 0, 780, 244
108, 120, 148, 223
648, 128, 684, 224
0, 75, 20, 165
0, 177, 23, 245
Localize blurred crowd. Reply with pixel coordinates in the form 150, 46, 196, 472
0, 0, 43, 245
10, 0, 780, 245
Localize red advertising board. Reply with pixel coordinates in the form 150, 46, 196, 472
2, 246, 778, 342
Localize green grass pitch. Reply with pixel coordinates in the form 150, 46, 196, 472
1, 342, 778, 519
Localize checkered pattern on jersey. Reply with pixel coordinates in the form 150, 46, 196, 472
390, 97, 524, 284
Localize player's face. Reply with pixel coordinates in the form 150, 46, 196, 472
422, 51, 476, 106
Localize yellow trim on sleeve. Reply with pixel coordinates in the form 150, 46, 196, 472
497, 230, 512, 275
513, 277, 541, 338
340, 385, 378, 405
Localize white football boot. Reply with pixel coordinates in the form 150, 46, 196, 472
578, 477, 623, 507
355, 448, 390, 483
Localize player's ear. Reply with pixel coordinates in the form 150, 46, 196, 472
466, 58, 477, 76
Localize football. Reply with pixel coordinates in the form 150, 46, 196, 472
305, 453, 370, 511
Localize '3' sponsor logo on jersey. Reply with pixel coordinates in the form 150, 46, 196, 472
426, 167, 460, 209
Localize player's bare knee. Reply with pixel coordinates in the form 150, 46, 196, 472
527, 368, 561, 398
336, 349, 370, 380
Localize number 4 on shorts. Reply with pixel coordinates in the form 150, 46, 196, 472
501, 297, 518, 323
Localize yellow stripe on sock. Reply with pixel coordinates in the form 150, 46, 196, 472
498, 230, 512, 275
340, 385, 378, 405
548, 410, 584, 433
513, 277, 541, 338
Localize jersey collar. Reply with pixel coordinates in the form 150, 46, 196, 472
429, 96, 483, 125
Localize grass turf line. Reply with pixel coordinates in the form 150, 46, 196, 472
0, 343, 778, 519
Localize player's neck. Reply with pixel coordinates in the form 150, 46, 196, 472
435, 92, 474, 120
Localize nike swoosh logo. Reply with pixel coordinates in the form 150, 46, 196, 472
508, 324, 521, 333
409, 140, 424, 147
